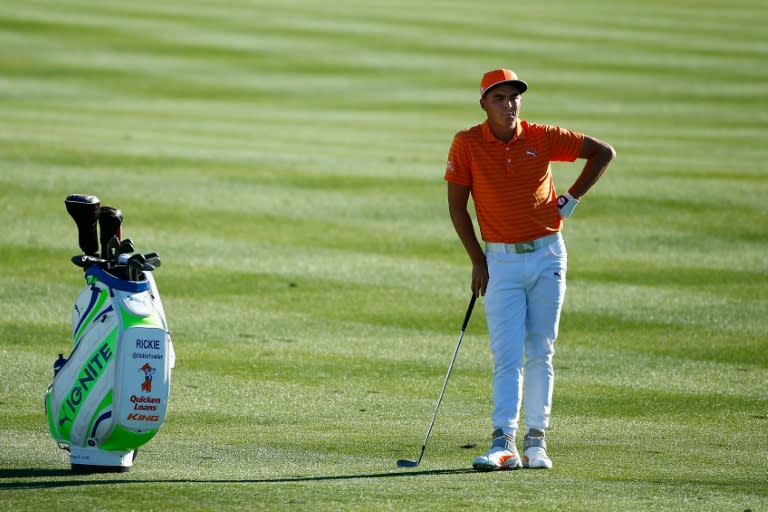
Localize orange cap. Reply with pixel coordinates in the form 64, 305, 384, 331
480, 69, 528, 98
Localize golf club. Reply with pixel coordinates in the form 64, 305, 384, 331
127, 253, 147, 281
396, 294, 477, 469
98, 206, 123, 260
64, 194, 101, 257
118, 238, 135, 255
143, 253, 161, 269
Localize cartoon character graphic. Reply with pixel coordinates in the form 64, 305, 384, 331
139, 363, 155, 393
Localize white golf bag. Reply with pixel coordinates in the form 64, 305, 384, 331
45, 194, 175, 471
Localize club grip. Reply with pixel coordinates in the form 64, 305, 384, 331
461, 294, 476, 330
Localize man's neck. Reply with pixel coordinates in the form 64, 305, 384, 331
489, 120, 519, 144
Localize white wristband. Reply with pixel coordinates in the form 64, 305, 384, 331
557, 192, 579, 218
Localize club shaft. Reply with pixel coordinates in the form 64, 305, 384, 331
413, 294, 476, 465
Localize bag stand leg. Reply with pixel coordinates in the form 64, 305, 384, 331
70, 447, 135, 473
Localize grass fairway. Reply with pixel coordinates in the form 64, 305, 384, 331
1, 0, 766, 510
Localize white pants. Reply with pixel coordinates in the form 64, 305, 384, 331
484, 235, 567, 436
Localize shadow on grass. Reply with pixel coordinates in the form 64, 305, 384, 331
0, 467, 476, 490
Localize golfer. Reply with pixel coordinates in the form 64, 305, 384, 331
445, 68, 615, 470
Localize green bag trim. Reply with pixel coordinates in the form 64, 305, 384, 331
119, 302, 164, 329
99, 424, 157, 452
45, 391, 57, 439
56, 327, 118, 441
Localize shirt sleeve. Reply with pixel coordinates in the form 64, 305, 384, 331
444, 132, 472, 187
547, 125, 585, 162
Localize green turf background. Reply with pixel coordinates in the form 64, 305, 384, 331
1, 0, 766, 510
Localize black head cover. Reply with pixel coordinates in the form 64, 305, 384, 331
65, 194, 101, 256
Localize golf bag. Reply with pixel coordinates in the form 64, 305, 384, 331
45, 194, 175, 472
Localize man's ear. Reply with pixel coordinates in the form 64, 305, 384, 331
479, 98, 487, 111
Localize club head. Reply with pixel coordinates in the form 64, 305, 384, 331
127, 253, 147, 281
103, 236, 121, 264
143, 253, 161, 269
118, 238, 135, 254
127, 253, 146, 264
71, 255, 106, 268
396, 459, 419, 468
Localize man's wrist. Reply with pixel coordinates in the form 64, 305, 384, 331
557, 191, 579, 218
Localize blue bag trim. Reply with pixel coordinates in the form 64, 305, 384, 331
86, 265, 151, 293
73, 284, 103, 337
91, 410, 112, 438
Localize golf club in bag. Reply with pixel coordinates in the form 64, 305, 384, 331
45, 194, 175, 472
397, 294, 476, 468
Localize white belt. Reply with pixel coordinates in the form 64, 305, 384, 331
485, 233, 561, 254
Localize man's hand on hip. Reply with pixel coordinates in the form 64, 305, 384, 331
557, 192, 579, 218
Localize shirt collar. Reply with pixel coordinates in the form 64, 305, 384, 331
482, 119, 525, 144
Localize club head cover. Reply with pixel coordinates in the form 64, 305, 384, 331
65, 194, 101, 256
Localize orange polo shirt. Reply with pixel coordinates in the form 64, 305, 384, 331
445, 120, 584, 243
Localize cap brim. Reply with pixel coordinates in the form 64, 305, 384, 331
482, 79, 528, 97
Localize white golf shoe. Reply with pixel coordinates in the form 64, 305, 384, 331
522, 429, 552, 469
472, 429, 522, 471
